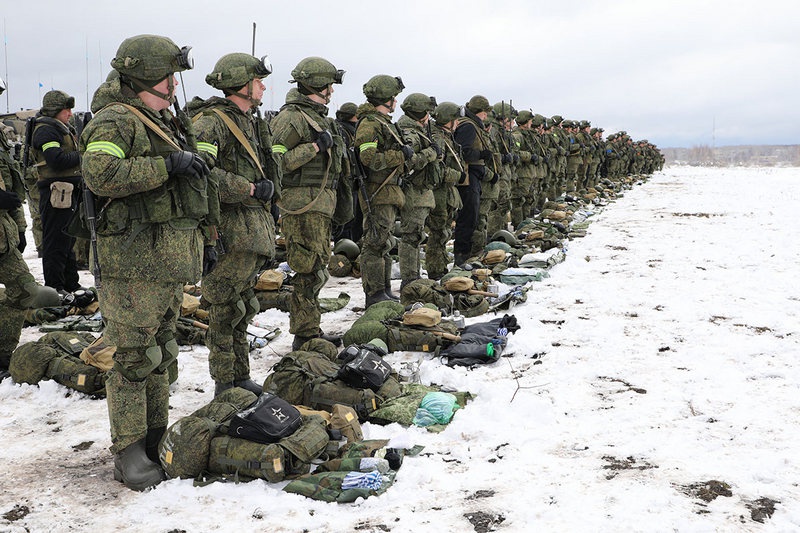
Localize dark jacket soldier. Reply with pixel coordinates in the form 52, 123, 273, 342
354, 74, 407, 308
396, 93, 440, 289
81, 34, 210, 491
270, 57, 346, 349
30, 90, 82, 293
188, 53, 277, 396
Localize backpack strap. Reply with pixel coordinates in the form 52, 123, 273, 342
209, 108, 265, 179
111, 103, 182, 151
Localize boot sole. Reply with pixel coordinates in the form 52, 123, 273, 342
113, 465, 164, 492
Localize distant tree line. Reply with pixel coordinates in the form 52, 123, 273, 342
663, 145, 800, 167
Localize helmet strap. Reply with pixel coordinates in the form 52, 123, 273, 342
227, 80, 261, 109
299, 81, 331, 104
130, 76, 174, 103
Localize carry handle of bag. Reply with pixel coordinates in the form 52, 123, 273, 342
466, 289, 499, 298
427, 330, 462, 342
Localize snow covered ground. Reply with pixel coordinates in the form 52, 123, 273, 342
2, 166, 799, 533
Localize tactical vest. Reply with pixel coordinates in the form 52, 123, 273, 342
358, 113, 404, 187
401, 120, 443, 190
31, 118, 82, 180
97, 105, 209, 233
280, 105, 341, 190
459, 117, 496, 173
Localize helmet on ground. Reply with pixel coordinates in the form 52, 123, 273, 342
289, 56, 344, 88
206, 53, 272, 89
363, 75, 404, 104
401, 93, 436, 118
466, 95, 492, 114
432, 101, 464, 125
111, 34, 193, 82
41, 90, 75, 117
490, 229, 520, 246
333, 238, 360, 261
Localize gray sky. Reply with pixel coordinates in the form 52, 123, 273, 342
2, 0, 798, 148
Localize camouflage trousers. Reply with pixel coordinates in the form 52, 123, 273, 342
101, 277, 182, 454
425, 186, 458, 280
360, 203, 398, 297
398, 188, 433, 286
511, 177, 533, 230
487, 178, 511, 237
24, 168, 43, 251
202, 251, 264, 384
471, 179, 498, 257
282, 211, 331, 337
0, 247, 35, 366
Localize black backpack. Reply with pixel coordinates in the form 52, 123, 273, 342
227, 393, 302, 444
337, 343, 392, 392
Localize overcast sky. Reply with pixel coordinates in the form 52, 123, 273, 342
2, 0, 798, 148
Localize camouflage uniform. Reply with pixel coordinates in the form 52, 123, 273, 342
472, 120, 502, 257
354, 75, 406, 307
271, 61, 345, 343
396, 94, 439, 288
511, 112, 535, 228
188, 53, 277, 390
426, 102, 464, 280
486, 103, 516, 238
80, 35, 208, 476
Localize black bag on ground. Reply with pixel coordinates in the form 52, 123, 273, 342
337, 344, 392, 392
227, 393, 302, 444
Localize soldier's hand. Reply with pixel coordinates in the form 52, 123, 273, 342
431, 141, 442, 159
513, 154, 520, 164
479, 149, 493, 160
531, 154, 540, 164
315, 129, 334, 152
202, 245, 218, 276
458, 171, 468, 185
165, 150, 209, 180
17, 231, 26, 253
0, 189, 22, 210
252, 180, 274, 202
501, 153, 514, 165
400, 144, 415, 161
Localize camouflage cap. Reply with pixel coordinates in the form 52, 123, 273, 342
515, 110, 533, 125
432, 101, 464, 125
41, 90, 75, 117
111, 34, 192, 82
363, 74, 404, 103
290, 56, 344, 88
466, 95, 492, 114
206, 53, 272, 90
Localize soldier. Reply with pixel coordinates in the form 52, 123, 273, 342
30, 90, 82, 295
81, 34, 210, 490
353, 74, 407, 307
333, 102, 360, 242
487, 102, 517, 237
270, 57, 346, 349
187, 53, 277, 396
426, 101, 464, 280
0, 80, 27, 255
396, 92, 440, 289
511, 110, 535, 228
453, 95, 494, 266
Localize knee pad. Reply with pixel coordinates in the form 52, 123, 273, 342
114, 345, 163, 381
156, 338, 179, 374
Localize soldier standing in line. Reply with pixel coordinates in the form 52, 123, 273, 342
81, 34, 211, 490
353, 75, 407, 307
333, 102, 360, 243
396, 92, 440, 290
453, 95, 493, 267
487, 102, 517, 237
270, 57, 346, 349
30, 90, 83, 295
426, 101, 464, 281
511, 110, 536, 228
188, 53, 277, 396
469, 103, 502, 258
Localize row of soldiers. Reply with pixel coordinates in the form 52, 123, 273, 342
0, 34, 662, 493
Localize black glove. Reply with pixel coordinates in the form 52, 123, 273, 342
501, 153, 514, 165
489, 173, 499, 185
252, 180, 274, 202
165, 150, 210, 180
202, 245, 218, 276
457, 171, 468, 185
400, 144, 414, 161
479, 149, 493, 160
17, 232, 26, 253
315, 129, 334, 152
431, 141, 442, 159
513, 154, 520, 164
0, 190, 22, 210
531, 154, 540, 165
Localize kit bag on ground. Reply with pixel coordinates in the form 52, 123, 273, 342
336, 343, 392, 392
227, 393, 303, 444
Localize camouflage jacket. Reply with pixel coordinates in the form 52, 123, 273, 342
80, 77, 205, 283
396, 114, 440, 192
354, 102, 404, 207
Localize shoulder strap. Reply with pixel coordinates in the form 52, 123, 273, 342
112, 103, 181, 151
210, 108, 265, 178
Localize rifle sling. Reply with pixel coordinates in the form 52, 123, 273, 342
209, 108, 265, 179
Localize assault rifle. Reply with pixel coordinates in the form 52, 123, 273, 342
351, 142, 380, 240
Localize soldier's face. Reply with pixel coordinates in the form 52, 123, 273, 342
56, 108, 73, 125
251, 78, 266, 103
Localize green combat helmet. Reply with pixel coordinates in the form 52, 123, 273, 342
551, 115, 563, 126
432, 101, 464, 125
401, 93, 436, 120
516, 110, 533, 125
532, 114, 546, 127
111, 34, 193, 82
333, 238, 360, 262
206, 53, 272, 90
492, 102, 516, 120
336, 102, 358, 121
490, 229, 520, 247
290, 56, 344, 89
41, 90, 75, 117
363, 74, 405, 105
466, 95, 492, 114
